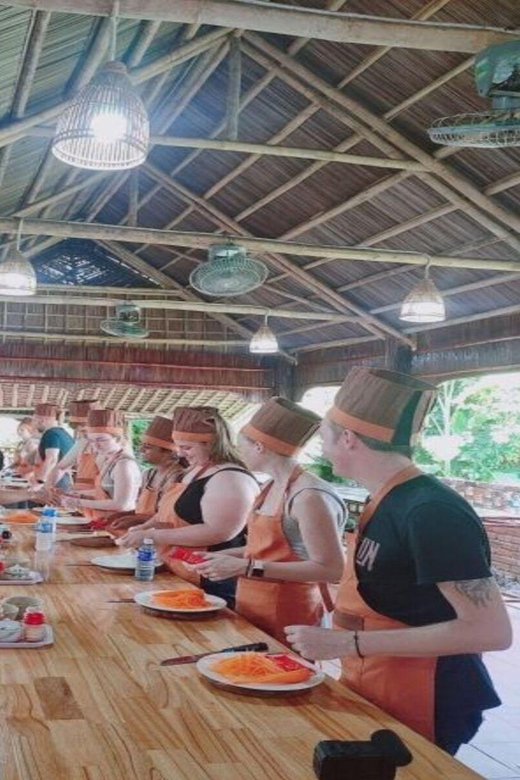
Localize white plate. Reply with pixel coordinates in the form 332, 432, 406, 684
91, 554, 162, 571
134, 589, 227, 614
0, 624, 54, 649
196, 652, 325, 693
0, 572, 44, 586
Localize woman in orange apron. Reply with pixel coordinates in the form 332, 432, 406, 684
62, 408, 141, 528
108, 415, 186, 536
12, 418, 40, 478
118, 406, 258, 607
194, 397, 345, 642
285, 367, 509, 754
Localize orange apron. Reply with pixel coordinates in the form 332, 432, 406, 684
333, 465, 437, 742
236, 466, 324, 643
82, 450, 135, 527
74, 445, 98, 490
155, 464, 212, 585
135, 464, 181, 515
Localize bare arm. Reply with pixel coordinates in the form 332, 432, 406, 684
196, 489, 345, 582
76, 460, 140, 512
286, 576, 513, 660
120, 471, 258, 549
46, 439, 84, 487
37, 447, 61, 481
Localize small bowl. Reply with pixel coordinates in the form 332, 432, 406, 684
1, 596, 43, 620
0, 619, 24, 643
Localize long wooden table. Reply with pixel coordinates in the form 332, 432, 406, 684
0, 527, 484, 780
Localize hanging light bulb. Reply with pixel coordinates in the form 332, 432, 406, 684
399, 263, 445, 324
249, 315, 279, 354
52, 4, 148, 171
0, 221, 37, 296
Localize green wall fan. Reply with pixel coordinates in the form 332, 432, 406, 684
190, 242, 268, 297
428, 40, 520, 148
100, 303, 149, 339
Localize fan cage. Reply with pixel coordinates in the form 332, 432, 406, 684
52, 62, 149, 170
100, 320, 149, 339
190, 255, 268, 297
428, 110, 520, 147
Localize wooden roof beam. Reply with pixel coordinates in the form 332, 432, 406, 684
7, 0, 519, 52
28, 128, 428, 171
5, 215, 520, 273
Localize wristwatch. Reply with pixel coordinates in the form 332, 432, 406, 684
250, 560, 265, 578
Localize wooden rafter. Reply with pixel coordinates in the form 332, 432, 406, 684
6, 1, 519, 52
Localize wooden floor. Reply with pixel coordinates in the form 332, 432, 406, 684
457, 603, 520, 780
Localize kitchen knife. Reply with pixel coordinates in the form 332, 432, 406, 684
160, 641, 268, 666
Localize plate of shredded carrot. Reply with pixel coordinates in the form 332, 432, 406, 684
197, 651, 325, 693
3, 510, 38, 524
134, 588, 227, 613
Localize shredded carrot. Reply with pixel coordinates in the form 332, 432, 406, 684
211, 653, 312, 684
6, 511, 38, 524
152, 588, 210, 609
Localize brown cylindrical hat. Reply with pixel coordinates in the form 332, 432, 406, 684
34, 403, 60, 418
326, 367, 437, 447
87, 408, 125, 435
142, 415, 177, 451
172, 406, 219, 442
242, 397, 320, 456
68, 399, 100, 423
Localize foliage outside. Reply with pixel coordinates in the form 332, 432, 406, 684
415, 376, 520, 483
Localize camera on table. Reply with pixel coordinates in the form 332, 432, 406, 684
313, 729, 413, 780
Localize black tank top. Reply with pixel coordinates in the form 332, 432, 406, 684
174, 466, 255, 552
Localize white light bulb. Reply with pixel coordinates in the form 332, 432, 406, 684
90, 112, 128, 144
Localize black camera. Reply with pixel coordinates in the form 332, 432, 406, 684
313, 729, 413, 780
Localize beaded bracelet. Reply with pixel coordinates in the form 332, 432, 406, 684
353, 630, 365, 659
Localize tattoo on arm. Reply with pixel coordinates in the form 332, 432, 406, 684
453, 577, 494, 607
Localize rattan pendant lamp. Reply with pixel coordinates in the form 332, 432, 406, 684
52, 2, 149, 171
0, 220, 37, 296
399, 260, 446, 324
249, 314, 279, 354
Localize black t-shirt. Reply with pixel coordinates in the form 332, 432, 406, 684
39, 427, 74, 461
356, 474, 500, 721
356, 475, 492, 625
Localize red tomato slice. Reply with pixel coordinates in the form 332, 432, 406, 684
269, 653, 310, 672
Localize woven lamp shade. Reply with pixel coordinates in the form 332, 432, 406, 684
0, 249, 37, 296
249, 321, 278, 354
52, 61, 149, 171
399, 277, 445, 323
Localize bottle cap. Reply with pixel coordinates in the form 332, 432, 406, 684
143, 538, 154, 545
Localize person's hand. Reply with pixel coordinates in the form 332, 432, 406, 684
62, 496, 81, 511
109, 516, 142, 531
284, 625, 354, 661
192, 552, 247, 581
117, 526, 150, 549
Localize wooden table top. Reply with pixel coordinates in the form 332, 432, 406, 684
0, 528, 483, 780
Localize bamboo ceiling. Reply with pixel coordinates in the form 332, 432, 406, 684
0, 0, 519, 411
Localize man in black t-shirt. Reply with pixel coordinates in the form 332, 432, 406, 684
286, 367, 512, 756
32, 402, 74, 491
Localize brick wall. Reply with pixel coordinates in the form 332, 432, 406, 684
482, 520, 520, 581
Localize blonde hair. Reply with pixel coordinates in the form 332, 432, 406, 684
207, 413, 247, 468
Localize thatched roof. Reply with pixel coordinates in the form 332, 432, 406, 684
0, 0, 519, 412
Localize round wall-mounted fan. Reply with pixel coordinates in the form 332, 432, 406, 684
189, 241, 268, 297
428, 41, 520, 148
100, 303, 149, 339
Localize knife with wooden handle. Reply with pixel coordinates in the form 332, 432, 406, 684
160, 641, 269, 665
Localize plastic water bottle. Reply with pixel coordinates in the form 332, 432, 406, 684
135, 538, 155, 582
35, 516, 53, 552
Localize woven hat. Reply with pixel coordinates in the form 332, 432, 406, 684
86, 408, 125, 435
68, 399, 100, 423
172, 406, 219, 442
326, 367, 437, 447
33, 403, 60, 418
142, 416, 177, 451
242, 397, 320, 456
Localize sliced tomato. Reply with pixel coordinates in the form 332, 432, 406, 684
269, 653, 310, 672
